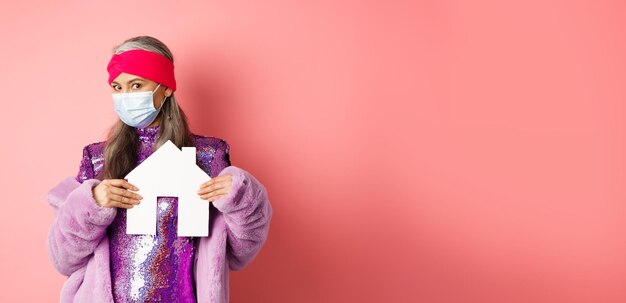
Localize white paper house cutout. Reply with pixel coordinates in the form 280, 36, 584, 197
124, 140, 212, 237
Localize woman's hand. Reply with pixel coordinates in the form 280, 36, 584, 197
198, 174, 233, 202
92, 179, 143, 209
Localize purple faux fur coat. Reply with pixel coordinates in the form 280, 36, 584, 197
46, 141, 273, 302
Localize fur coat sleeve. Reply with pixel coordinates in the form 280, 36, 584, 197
46, 176, 114, 277
209, 140, 273, 271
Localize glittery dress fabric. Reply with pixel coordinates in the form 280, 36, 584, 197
107, 126, 195, 302
46, 124, 273, 303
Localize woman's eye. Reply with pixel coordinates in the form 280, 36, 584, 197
132, 83, 141, 89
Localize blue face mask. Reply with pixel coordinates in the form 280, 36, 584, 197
113, 83, 167, 128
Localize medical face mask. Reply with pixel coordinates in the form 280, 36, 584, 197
113, 83, 167, 128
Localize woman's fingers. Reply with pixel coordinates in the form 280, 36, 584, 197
105, 179, 142, 208
198, 175, 232, 192
197, 181, 226, 196
199, 178, 217, 189
198, 175, 233, 201
109, 179, 139, 191
108, 192, 138, 206
110, 186, 143, 202
200, 187, 229, 201
199, 175, 231, 188
94, 179, 141, 209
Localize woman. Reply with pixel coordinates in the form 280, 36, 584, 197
45, 36, 273, 303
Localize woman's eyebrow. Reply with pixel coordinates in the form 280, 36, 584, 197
111, 77, 146, 85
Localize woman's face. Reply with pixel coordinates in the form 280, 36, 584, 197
110, 72, 172, 110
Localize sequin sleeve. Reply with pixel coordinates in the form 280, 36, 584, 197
211, 143, 273, 271
210, 139, 231, 177
75, 146, 95, 183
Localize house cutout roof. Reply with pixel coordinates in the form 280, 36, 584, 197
125, 139, 212, 237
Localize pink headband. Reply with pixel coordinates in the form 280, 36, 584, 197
107, 49, 177, 92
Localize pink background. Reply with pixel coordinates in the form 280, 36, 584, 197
1, 1, 625, 302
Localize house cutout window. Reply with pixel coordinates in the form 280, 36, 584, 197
125, 140, 212, 237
